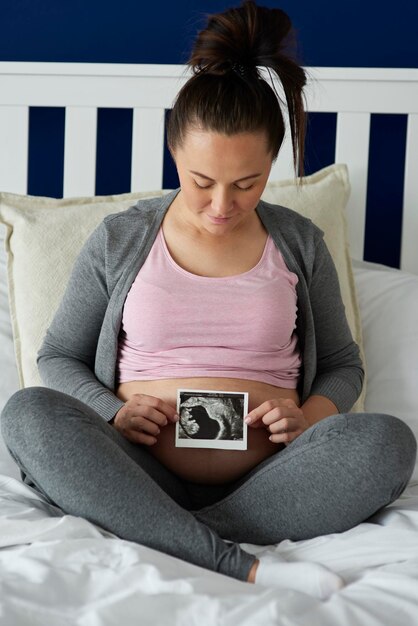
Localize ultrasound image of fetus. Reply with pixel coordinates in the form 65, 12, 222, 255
179, 395, 244, 441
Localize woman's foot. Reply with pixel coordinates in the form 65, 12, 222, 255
247, 554, 344, 600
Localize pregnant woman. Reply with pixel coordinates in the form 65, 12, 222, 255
1, 0, 416, 600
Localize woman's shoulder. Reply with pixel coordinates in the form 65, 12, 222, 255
77, 190, 179, 269
258, 198, 329, 280
102, 189, 179, 232
258, 198, 323, 239
257, 198, 325, 263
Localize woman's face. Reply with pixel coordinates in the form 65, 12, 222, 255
170, 128, 273, 235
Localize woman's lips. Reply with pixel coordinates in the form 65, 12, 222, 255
207, 215, 233, 224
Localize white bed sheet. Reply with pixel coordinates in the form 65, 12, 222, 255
1, 256, 418, 625
0, 473, 417, 626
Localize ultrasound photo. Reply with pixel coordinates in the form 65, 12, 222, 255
175, 389, 248, 450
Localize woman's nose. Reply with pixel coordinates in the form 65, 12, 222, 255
211, 188, 234, 215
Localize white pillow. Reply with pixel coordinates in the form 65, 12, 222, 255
353, 260, 418, 481
0, 163, 365, 411
0, 224, 20, 401
0, 223, 21, 478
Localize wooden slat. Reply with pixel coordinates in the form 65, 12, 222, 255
1, 63, 417, 113
63, 107, 97, 198
401, 114, 418, 273
0, 106, 29, 194
0, 74, 183, 110
335, 112, 371, 261
0, 61, 188, 78
302, 68, 418, 115
130, 107, 165, 192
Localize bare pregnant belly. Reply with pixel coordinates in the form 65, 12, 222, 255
116, 377, 300, 484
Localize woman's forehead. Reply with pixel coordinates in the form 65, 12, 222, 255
176, 127, 271, 156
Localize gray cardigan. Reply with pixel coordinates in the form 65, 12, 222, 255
37, 188, 364, 422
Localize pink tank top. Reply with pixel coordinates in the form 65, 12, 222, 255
116, 228, 301, 387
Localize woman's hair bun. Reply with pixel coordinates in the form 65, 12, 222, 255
189, 0, 296, 78
167, 1, 307, 176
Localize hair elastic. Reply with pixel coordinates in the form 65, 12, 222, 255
230, 62, 249, 78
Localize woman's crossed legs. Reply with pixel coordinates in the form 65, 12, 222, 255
1, 387, 416, 588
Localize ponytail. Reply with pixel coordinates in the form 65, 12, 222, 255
166, 0, 307, 176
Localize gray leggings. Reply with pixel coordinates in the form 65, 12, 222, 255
1, 387, 416, 582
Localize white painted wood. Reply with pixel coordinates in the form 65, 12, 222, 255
1, 63, 417, 113
63, 107, 97, 198
401, 114, 418, 274
0, 62, 190, 78
131, 107, 165, 191
335, 113, 371, 261
301, 67, 418, 115
0, 74, 180, 109
1, 62, 416, 82
0, 106, 29, 194
304, 79, 416, 115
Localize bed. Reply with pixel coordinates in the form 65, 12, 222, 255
0, 62, 418, 625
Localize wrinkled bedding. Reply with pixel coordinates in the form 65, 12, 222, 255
1, 473, 418, 626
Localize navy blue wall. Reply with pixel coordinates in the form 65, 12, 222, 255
2, 0, 418, 67
2, 0, 418, 267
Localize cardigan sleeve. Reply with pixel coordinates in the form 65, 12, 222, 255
36, 221, 125, 421
307, 233, 364, 412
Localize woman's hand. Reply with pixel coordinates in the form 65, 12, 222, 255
111, 393, 179, 446
244, 398, 310, 445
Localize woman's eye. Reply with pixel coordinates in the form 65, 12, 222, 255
235, 184, 254, 191
193, 180, 254, 191
193, 180, 212, 189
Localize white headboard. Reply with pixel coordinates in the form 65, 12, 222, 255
0, 62, 417, 273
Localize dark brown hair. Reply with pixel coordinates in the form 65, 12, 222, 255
166, 0, 307, 176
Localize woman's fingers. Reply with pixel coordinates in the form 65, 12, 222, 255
127, 405, 168, 429
132, 415, 162, 435
131, 393, 179, 423
244, 398, 307, 445
245, 402, 298, 429
122, 413, 164, 446
113, 394, 179, 445
264, 410, 303, 429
